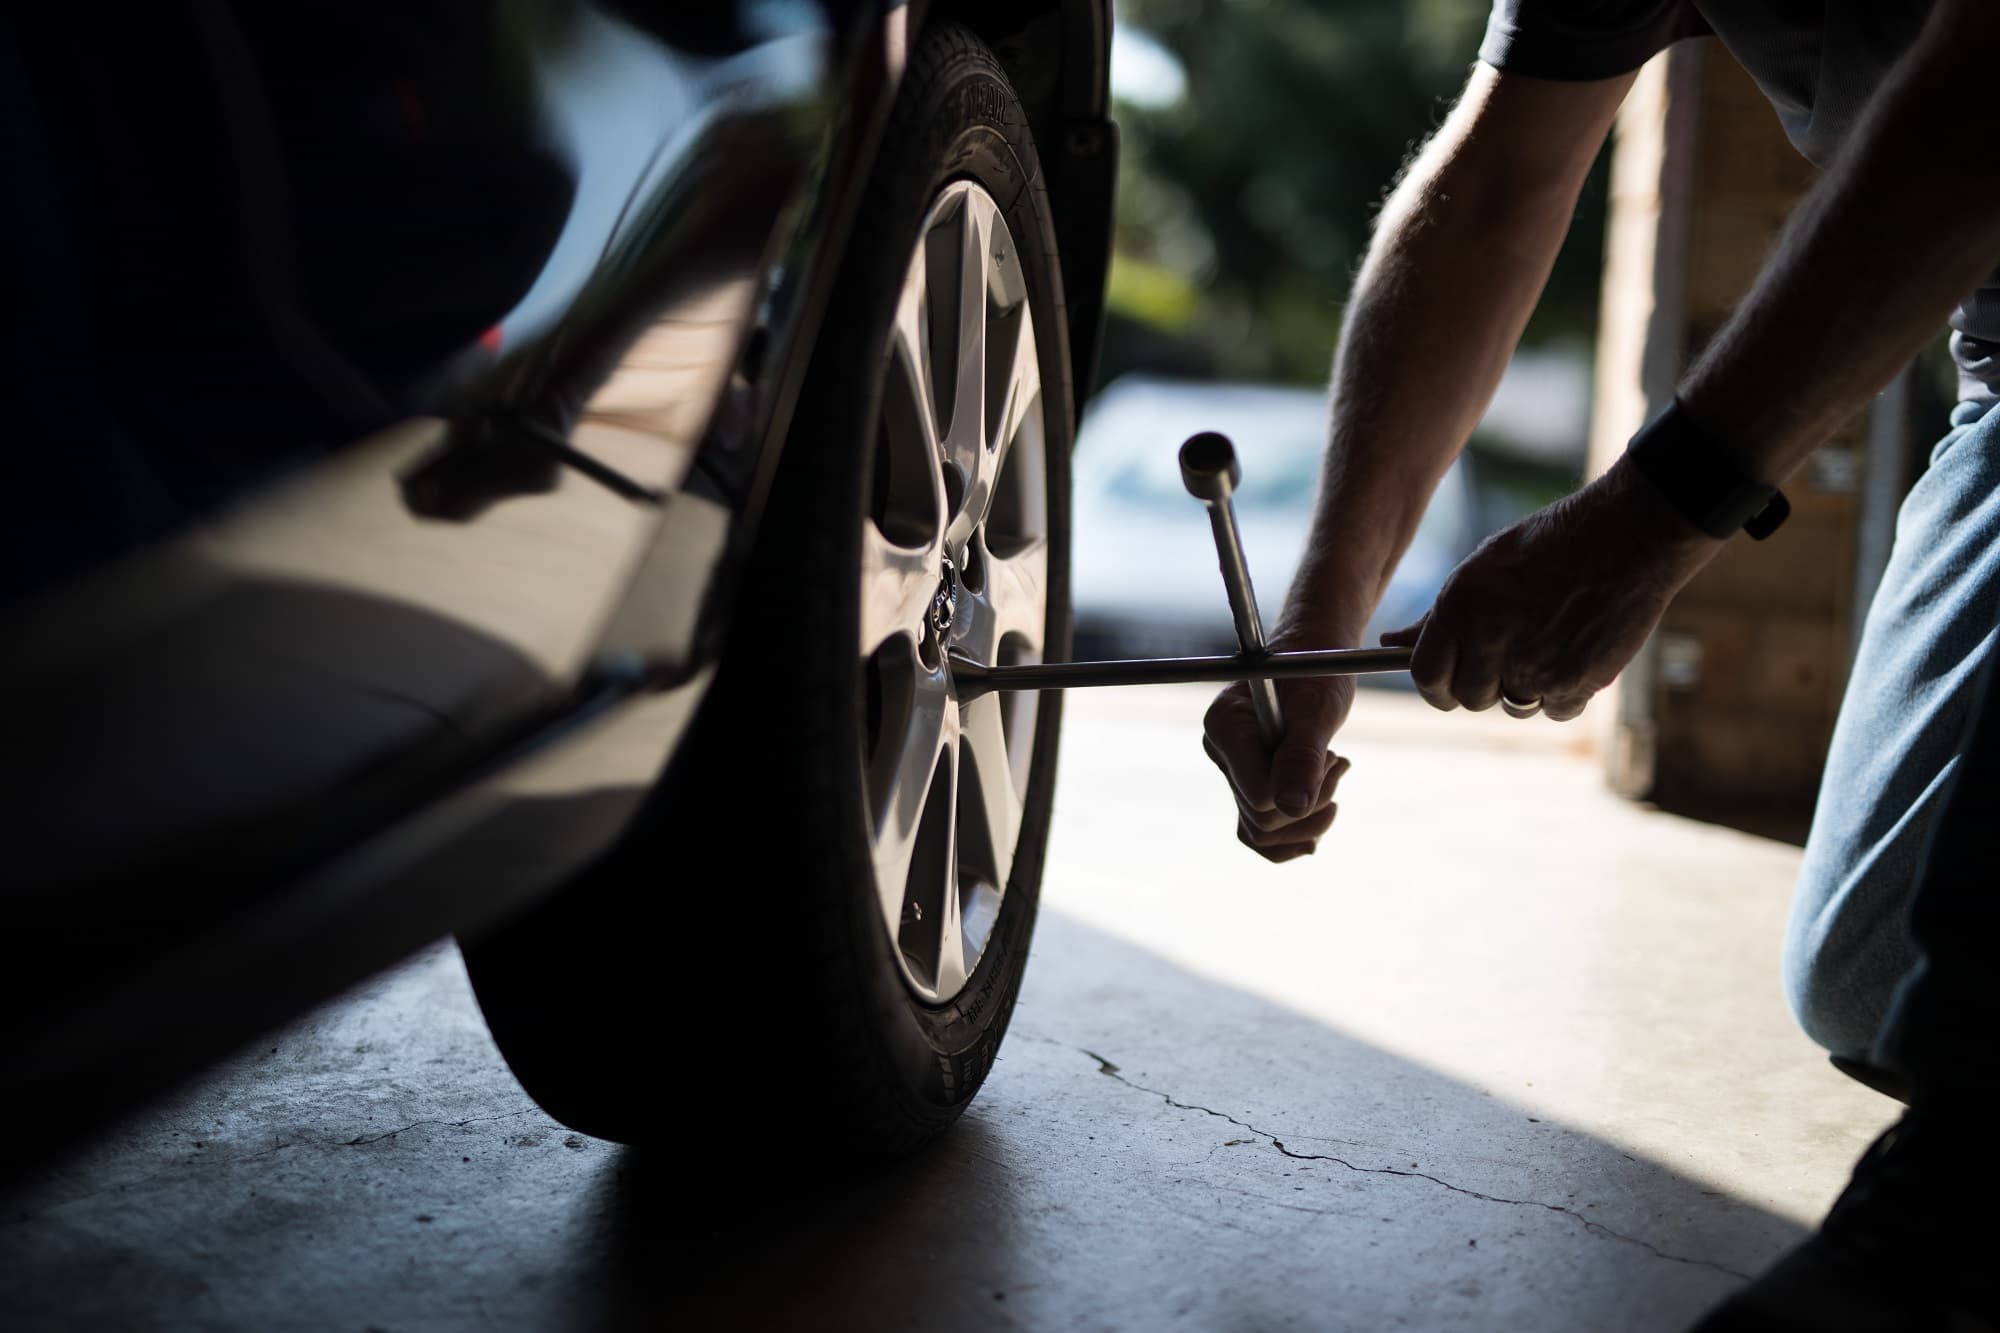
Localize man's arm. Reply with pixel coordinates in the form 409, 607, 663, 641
1203, 61, 1634, 861
1396, 0, 2000, 725
1290, 62, 1632, 645
1681, 0, 2000, 477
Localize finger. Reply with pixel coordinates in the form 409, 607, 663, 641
1541, 689, 1592, 723
1204, 727, 1275, 813
1318, 753, 1352, 806
1452, 642, 1504, 712
1245, 805, 1338, 857
1240, 801, 1340, 846
1238, 813, 1333, 863
1406, 613, 1460, 713
1203, 692, 1278, 812
1496, 676, 1545, 719
1238, 752, 1351, 831
1203, 732, 1266, 812
1271, 735, 1331, 817
1379, 614, 1426, 649
1239, 797, 1308, 832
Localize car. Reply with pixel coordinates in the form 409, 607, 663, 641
1071, 376, 1480, 661
0, 1, 1116, 1179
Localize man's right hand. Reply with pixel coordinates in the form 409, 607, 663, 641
1201, 661, 1355, 863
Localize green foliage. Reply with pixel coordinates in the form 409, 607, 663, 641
1108, 0, 1609, 386
1105, 253, 1202, 331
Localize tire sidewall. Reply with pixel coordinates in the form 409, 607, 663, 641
791, 30, 1073, 1130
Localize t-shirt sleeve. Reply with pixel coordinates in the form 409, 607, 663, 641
1479, 0, 1710, 81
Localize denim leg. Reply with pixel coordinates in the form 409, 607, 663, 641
1782, 399, 2000, 1059
1874, 635, 2000, 1097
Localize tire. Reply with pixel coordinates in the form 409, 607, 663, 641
462, 21, 1072, 1159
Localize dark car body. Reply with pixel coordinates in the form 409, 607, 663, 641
0, 0, 1114, 1179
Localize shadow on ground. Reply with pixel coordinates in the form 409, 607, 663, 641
604, 913, 1804, 1331
0, 913, 1803, 1333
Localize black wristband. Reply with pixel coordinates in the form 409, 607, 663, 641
1625, 400, 1790, 541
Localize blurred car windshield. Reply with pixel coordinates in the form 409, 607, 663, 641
1080, 379, 1466, 543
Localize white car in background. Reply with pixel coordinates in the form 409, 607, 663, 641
1072, 368, 1583, 663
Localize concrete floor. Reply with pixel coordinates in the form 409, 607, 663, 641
0, 687, 1897, 1331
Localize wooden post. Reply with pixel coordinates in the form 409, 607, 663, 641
1587, 43, 1897, 820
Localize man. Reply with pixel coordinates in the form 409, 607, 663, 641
1201, 2, 2000, 1326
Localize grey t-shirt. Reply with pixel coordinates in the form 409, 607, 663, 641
1479, 1, 1999, 396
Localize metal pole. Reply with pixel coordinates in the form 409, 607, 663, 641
951, 646, 1413, 701
1178, 432, 1284, 744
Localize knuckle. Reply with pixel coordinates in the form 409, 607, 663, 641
1241, 804, 1285, 832
1236, 782, 1277, 814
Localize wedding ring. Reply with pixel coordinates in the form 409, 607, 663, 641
1500, 693, 1543, 720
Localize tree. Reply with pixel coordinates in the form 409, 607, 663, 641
1107, 0, 1608, 386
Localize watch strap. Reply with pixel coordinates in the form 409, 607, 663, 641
1626, 400, 1789, 541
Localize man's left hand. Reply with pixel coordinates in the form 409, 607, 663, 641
1382, 459, 1723, 721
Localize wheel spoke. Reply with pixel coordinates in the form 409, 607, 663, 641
931, 745, 970, 999
959, 693, 1023, 889
942, 193, 995, 551
951, 532, 1047, 664
988, 532, 1048, 650
891, 245, 947, 453
859, 521, 941, 657
987, 307, 1040, 480
868, 666, 955, 943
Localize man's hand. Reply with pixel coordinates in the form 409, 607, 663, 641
1202, 635, 1356, 863
1383, 459, 1721, 720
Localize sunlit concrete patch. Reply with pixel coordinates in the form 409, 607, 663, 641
1041, 685, 1896, 1227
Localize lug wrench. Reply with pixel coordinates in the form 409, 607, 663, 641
951, 431, 1414, 707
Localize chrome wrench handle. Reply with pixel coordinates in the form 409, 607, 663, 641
1179, 432, 1283, 745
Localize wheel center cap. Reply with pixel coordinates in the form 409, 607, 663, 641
929, 554, 959, 637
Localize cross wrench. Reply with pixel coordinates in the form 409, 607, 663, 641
950, 431, 1413, 706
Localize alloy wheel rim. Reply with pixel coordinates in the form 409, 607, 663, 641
858, 181, 1048, 1005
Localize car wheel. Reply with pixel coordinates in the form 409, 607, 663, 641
462, 21, 1072, 1157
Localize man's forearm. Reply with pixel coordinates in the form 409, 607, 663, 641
1285, 65, 1629, 644
1680, 0, 2000, 480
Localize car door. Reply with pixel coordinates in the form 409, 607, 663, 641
0, 1, 852, 905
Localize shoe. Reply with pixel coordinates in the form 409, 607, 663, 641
1690, 1107, 1998, 1331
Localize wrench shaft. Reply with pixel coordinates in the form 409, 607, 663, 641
1179, 432, 1286, 743
951, 646, 1413, 700
1203, 503, 1285, 741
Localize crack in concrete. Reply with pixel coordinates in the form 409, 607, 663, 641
5, 1108, 545, 1227
1028, 1034, 1750, 1281
343, 1108, 539, 1146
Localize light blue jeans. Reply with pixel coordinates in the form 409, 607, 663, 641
1784, 398, 2000, 1060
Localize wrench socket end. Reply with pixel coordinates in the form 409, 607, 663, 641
1179, 431, 1241, 504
